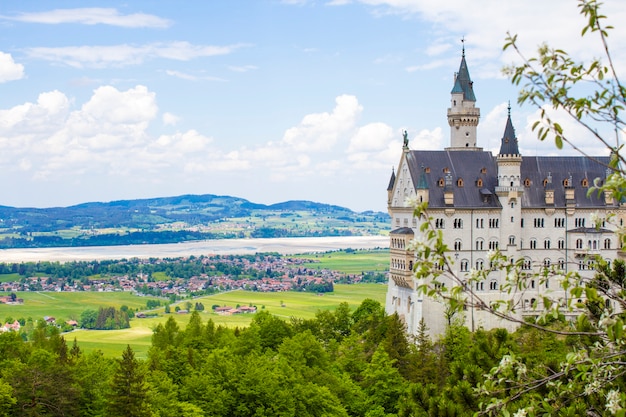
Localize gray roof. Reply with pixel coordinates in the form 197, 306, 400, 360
387, 168, 396, 191
405, 150, 611, 209
391, 227, 415, 235
520, 156, 610, 208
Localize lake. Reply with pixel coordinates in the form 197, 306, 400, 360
0, 235, 389, 262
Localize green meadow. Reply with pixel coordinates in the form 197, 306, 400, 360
295, 248, 389, 274
0, 291, 161, 323
2, 283, 387, 358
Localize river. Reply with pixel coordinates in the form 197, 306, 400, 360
0, 235, 389, 263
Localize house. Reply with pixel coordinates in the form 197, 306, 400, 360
385, 45, 624, 337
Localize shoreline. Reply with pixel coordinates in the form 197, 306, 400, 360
0, 235, 389, 263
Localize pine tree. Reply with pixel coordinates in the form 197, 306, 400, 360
108, 345, 149, 417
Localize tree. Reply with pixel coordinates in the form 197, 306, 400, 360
408, 1, 626, 415
108, 345, 149, 417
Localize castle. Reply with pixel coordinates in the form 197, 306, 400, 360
384, 47, 623, 337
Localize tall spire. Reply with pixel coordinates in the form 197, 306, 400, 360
498, 102, 520, 156
451, 37, 476, 102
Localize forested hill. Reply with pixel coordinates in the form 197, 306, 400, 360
0, 194, 389, 248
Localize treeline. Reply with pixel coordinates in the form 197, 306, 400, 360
0, 298, 603, 416
79, 307, 131, 330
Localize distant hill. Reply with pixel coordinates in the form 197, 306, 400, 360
0, 194, 389, 249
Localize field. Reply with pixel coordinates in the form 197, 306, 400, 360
295, 248, 389, 274
2, 283, 387, 358
0, 291, 161, 322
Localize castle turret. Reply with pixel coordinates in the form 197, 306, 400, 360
447, 43, 480, 150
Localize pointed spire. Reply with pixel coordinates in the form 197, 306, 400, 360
451, 40, 476, 102
498, 102, 520, 156
387, 167, 396, 191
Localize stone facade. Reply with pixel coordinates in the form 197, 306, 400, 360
385, 48, 624, 337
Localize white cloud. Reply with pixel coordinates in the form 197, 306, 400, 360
0, 52, 25, 82
165, 70, 226, 82
228, 65, 258, 73
282, 94, 362, 152
4, 8, 171, 28
162, 112, 180, 126
347, 122, 393, 152
27, 42, 247, 68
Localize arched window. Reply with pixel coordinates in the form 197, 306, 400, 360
544, 239, 551, 249
476, 239, 484, 251
438, 178, 445, 187
457, 178, 464, 187
576, 238, 583, 249
524, 178, 531, 187
604, 238, 611, 249
581, 178, 589, 187
454, 240, 462, 251
476, 178, 483, 187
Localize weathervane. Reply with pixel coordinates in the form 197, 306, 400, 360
461, 36, 465, 57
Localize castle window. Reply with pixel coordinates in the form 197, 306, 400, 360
454, 240, 462, 251
524, 178, 531, 187
521, 218, 524, 228
425, 167, 431, 173
558, 259, 565, 270
489, 218, 499, 228
554, 217, 565, 228
522, 258, 532, 270
438, 178, 445, 187
544, 259, 551, 268
475, 259, 484, 270
605, 238, 611, 249
558, 239, 565, 249
457, 178, 464, 187
476, 218, 484, 229
476, 178, 483, 187
509, 236, 515, 245
476, 281, 484, 291
563, 178, 570, 187
544, 239, 551, 249
543, 178, 548, 187
576, 238, 583, 249
475, 239, 484, 251
443, 167, 450, 173
489, 240, 499, 250
460, 259, 469, 272
435, 218, 445, 229
530, 239, 537, 249
481, 167, 487, 174
575, 218, 586, 228
489, 280, 498, 290
533, 218, 544, 228
582, 178, 589, 187
453, 218, 463, 228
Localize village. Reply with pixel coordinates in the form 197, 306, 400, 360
0, 253, 382, 298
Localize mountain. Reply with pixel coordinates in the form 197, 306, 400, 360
0, 194, 389, 249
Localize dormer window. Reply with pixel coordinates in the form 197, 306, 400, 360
457, 178, 464, 187
476, 178, 483, 187
524, 178, 531, 187
443, 167, 450, 174
438, 178, 445, 187
481, 167, 487, 174
543, 178, 549, 187
563, 178, 570, 187
425, 167, 431, 174
581, 178, 589, 187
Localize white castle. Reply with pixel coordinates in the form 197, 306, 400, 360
385, 46, 624, 337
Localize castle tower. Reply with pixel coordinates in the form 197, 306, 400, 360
496, 104, 523, 254
447, 43, 481, 150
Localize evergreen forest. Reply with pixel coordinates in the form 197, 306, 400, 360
0, 298, 610, 416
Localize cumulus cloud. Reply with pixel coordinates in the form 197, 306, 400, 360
2, 8, 171, 28
27, 42, 247, 68
282, 94, 362, 152
0, 52, 25, 82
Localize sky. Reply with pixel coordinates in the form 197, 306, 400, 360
0, 1, 624, 212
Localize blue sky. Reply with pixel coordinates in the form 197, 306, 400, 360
0, 1, 623, 212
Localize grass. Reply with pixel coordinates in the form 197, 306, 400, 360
0, 291, 162, 323
294, 249, 389, 274
64, 283, 387, 358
